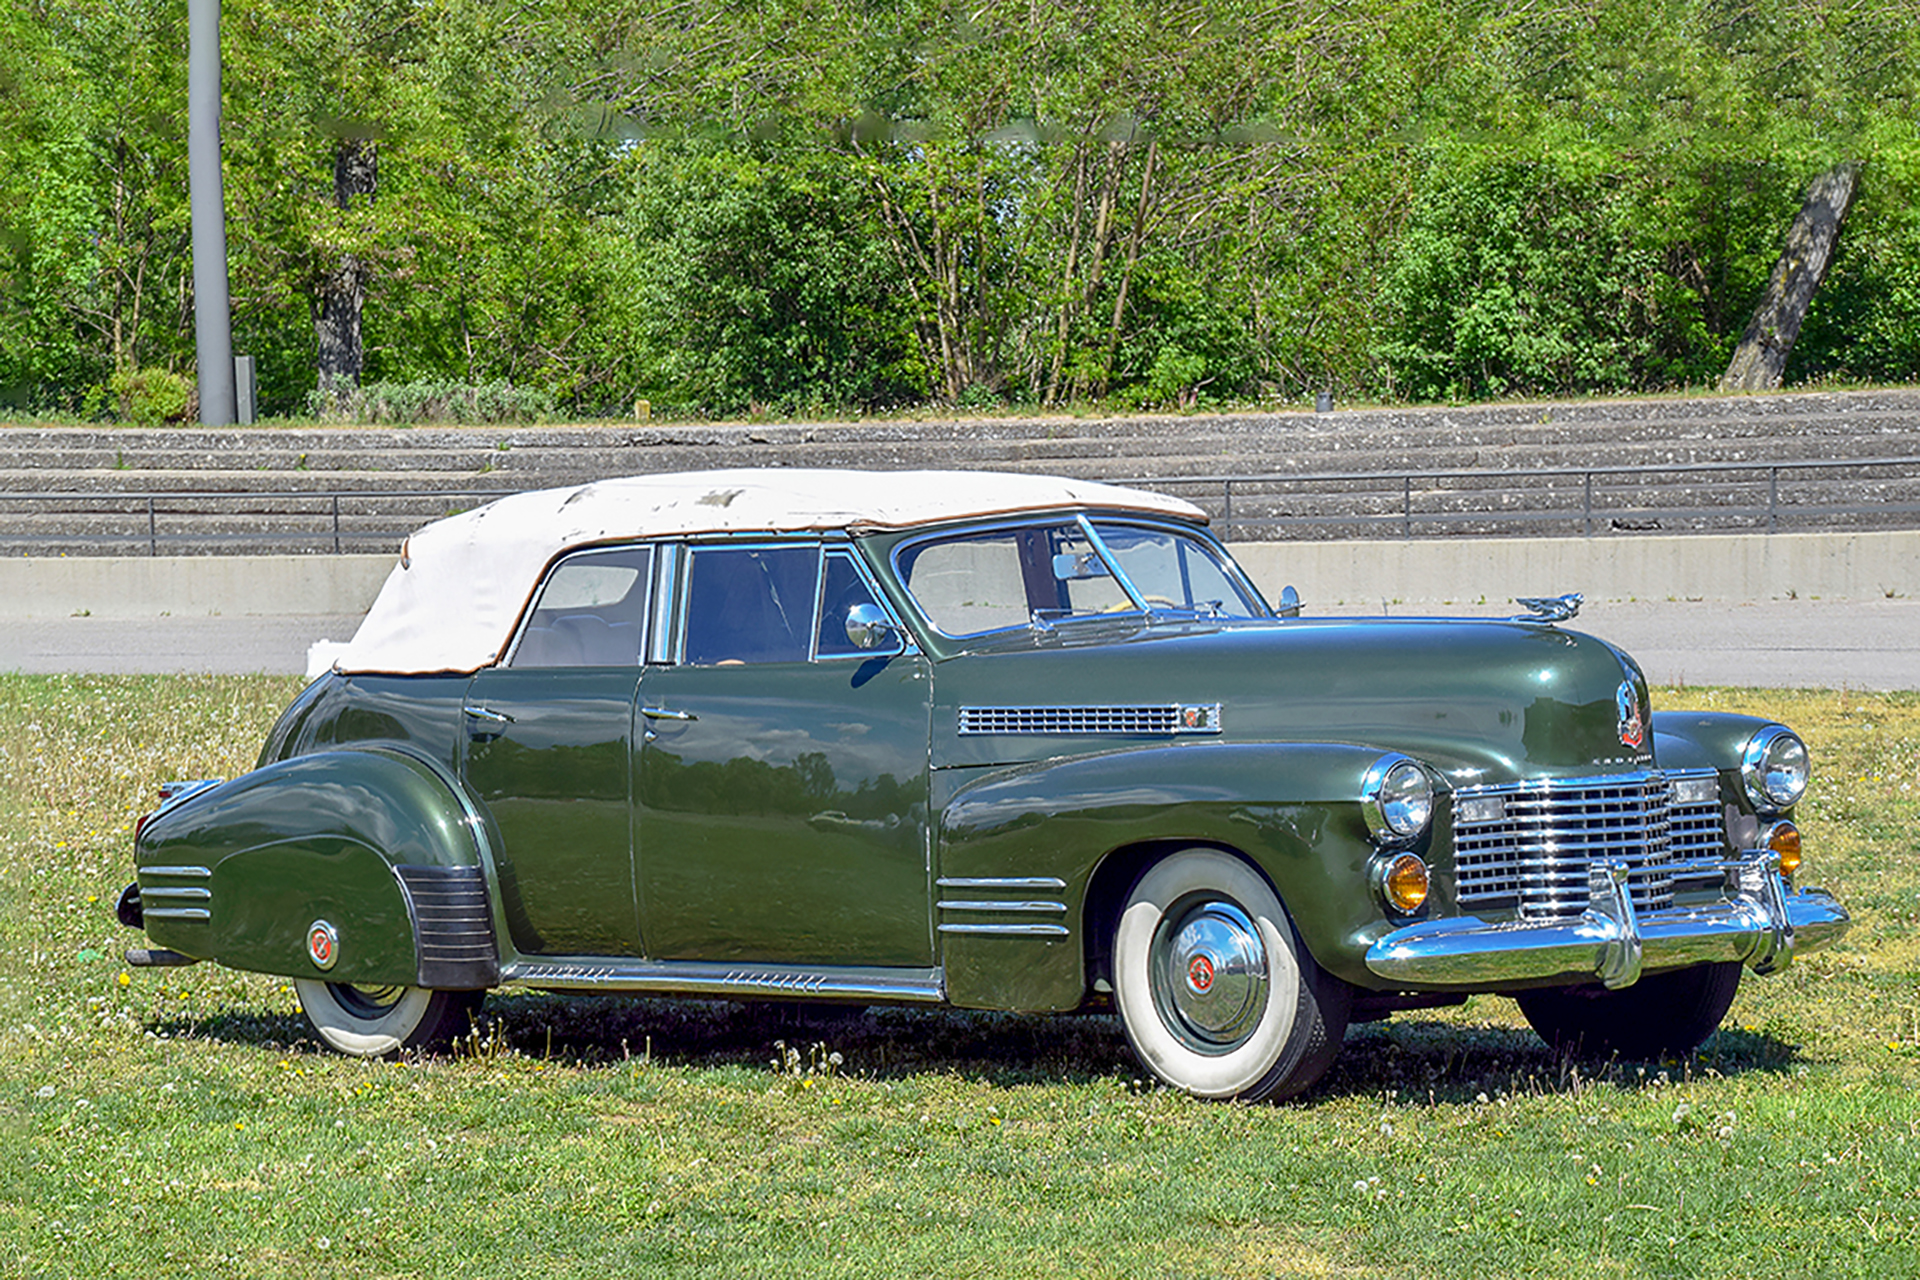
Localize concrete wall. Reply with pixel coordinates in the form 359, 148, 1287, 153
1230, 531, 1920, 608
7, 530, 1918, 617
6, 554, 395, 618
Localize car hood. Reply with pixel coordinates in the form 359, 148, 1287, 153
927, 615, 1651, 787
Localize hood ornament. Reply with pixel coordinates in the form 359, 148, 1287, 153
1512, 593, 1583, 624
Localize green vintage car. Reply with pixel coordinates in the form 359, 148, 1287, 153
118, 469, 1849, 1099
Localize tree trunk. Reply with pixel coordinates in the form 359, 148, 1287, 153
315, 139, 377, 395
1721, 161, 1860, 392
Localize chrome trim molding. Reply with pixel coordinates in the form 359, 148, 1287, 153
142, 865, 212, 880
958, 703, 1223, 736
1366, 851, 1849, 989
936, 899, 1068, 914
501, 959, 945, 1003
139, 887, 210, 901
937, 876, 1067, 890
144, 907, 212, 922
937, 923, 1072, 937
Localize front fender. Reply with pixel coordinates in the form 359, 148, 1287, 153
134, 747, 498, 989
936, 742, 1412, 1008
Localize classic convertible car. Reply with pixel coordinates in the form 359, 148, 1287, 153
118, 469, 1849, 1099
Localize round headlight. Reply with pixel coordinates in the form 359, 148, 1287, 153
1362, 755, 1434, 842
1742, 726, 1809, 811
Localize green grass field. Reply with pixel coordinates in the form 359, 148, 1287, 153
4, 674, 1917, 1278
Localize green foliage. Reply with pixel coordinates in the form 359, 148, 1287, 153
107, 365, 195, 425
311, 379, 554, 425
624, 146, 927, 416
3, 0, 1917, 419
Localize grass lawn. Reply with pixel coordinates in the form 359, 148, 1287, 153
3, 674, 1917, 1278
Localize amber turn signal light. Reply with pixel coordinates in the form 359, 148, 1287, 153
1378, 852, 1430, 913
1766, 821, 1803, 877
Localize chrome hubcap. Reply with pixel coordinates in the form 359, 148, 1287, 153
1152, 899, 1268, 1051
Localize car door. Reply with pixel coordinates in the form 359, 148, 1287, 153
635, 541, 934, 966
461, 544, 652, 957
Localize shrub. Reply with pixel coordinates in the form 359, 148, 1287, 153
309, 379, 554, 425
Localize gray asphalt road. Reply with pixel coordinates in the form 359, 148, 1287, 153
2, 599, 1916, 689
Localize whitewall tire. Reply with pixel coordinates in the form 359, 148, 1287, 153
1112, 849, 1349, 1102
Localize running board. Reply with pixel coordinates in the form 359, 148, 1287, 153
499, 958, 946, 1004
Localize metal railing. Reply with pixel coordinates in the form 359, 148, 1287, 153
2, 457, 1919, 553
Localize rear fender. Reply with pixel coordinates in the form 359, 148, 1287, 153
134, 747, 499, 989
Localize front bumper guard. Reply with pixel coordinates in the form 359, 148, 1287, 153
1366, 851, 1850, 991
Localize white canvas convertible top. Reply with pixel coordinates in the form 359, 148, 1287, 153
312, 468, 1208, 676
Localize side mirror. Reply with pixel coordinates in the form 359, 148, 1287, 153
1277, 585, 1302, 618
844, 602, 899, 651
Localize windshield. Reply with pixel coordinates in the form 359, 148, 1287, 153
895, 518, 1265, 637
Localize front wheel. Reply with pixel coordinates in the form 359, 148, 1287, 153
293, 980, 483, 1057
1516, 961, 1742, 1059
1112, 849, 1350, 1102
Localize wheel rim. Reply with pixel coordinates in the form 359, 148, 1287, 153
331, 983, 409, 1020
1150, 898, 1269, 1053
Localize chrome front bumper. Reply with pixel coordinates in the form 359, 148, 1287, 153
1365, 852, 1850, 990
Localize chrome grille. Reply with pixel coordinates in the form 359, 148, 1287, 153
958, 703, 1220, 736
1453, 770, 1725, 919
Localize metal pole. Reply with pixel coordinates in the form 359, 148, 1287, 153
1222, 480, 1233, 543
147, 496, 156, 556
1584, 471, 1593, 537
189, 0, 236, 425
1402, 476, 1411, 540
333, 494, 341, 554
1768, 466, 1778, 533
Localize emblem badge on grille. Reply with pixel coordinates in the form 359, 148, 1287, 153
1616, 682, 1646, 750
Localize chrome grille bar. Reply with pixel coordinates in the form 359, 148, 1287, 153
1453, 769, 1725, 920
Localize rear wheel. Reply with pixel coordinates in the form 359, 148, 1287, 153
294, 980, 483, 1057
1516, 961, 1742, 1059
1111, 849, 1349, 1102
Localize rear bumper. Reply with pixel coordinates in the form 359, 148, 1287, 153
1365, 851, 1849, 990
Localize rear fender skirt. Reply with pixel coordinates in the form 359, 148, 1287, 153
135, 747, 499, 988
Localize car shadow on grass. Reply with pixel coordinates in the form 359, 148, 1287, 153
150, 993, 1810, 1103
1314, 1017, 1809, 1105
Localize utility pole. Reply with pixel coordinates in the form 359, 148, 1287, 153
188, 0, 236, 425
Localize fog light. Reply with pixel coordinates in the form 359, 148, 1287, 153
1378, 852, 1430, 913
1766, 821, 1802, 877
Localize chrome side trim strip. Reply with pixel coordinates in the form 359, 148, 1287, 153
937, 923, 1072, 937
936, 900, 1067, 914
500, 959, 945, 1003
144, 907, 211, 922
139, 887, 211, 901
143, 865, 212, 879
936, 876, 1067, 890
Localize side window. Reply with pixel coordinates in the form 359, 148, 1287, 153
511, 545, 652, 668
815, 550, 900, 658
682, 545, 820, 665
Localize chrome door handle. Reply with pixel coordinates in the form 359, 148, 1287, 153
640, 706, 697, 722
463, 705, 515, 725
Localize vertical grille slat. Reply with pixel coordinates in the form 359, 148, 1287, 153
1453, 770, 1726, 920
